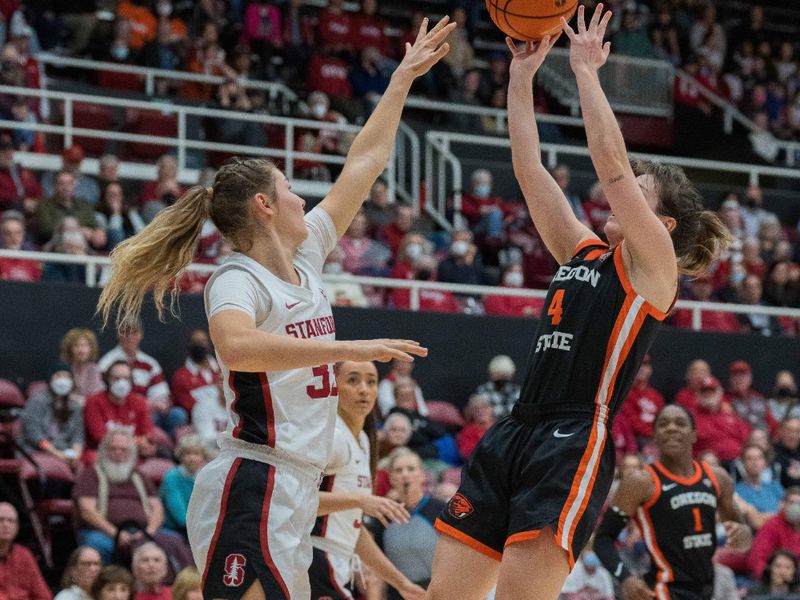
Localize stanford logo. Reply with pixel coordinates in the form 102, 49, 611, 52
448, 493, 474, 520
223, 553, 246, 587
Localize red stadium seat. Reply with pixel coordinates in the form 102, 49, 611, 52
123, 108, 177, 161
0, 379, 24, 409
137, 458, 175, 487
425, 400, 465, 429
69, 103, 115, 157
97, 69, 143, 93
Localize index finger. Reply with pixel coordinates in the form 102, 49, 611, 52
414, 17, 429, 43
505, 36, 519, 55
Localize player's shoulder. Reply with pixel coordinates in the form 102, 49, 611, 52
620, 466, 658, 506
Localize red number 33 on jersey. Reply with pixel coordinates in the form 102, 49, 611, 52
307, 364, 338, 398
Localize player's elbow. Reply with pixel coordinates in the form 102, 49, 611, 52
214, 335, 249, 371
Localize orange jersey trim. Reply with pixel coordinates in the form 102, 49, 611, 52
434, 519, 503, 561
505, 529, 542, 547
642, 465, 662, 509
612, 245, 671, 321
701, 462, 721, 496
572, 237, 608, 259
653, 461, 702, 486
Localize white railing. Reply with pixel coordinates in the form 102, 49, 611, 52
0, 85, 420, 208
37, 52, 298, 110
424, 129, 800, 229
2, 249, 799, 331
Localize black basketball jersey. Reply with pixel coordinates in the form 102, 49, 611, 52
635, 461, 720, 594
513, 240, 669, 423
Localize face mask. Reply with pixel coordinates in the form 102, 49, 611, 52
188, 343, 209, 362
785, 502, 800, 524
474, 184, 491, 199
50, 376, 73, 397
504, 272, 524, 287
730, 271, 746, 286
582, 551, 601, 570
745, 197, 759, 208
323, 262, 343, 274
416, 269, 432, 281
405, 243, 423, 260
110, 379, 132, 399
156, 2, 172, 16
111, 45, 129, 61
311, 104, 327, 119
451, 240, 469, 257
777, 386, 796, 398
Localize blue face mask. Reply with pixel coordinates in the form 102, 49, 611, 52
111, 45, 129, 61
474, 184, 491, 199
730, 271, 746, 286
582, 551, 601, 569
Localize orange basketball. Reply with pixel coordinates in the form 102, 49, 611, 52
485, 0, 578, 41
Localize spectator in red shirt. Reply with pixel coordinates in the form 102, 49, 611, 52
354, 0, 389, 55
0, 139, 41, 212
306, 52, 354, 110
483, 264, 544, 318
726, 360, 777, 434
0, 210, 40, 281
132, 543, 171, 600
694, 375, 751, 464
317, 0, 355, 55
378, 204, 415, 255
674, 358, 712, 413
619, 354, 664, 444
458, 394, 495, 461
748, 487, 800, 579
581, 181, 612, 234
391, 255, 460, 314
669, 273, 742, 332
611, 417, 637, 463
241, 1, 283, 64
139, 155, 184, 209
170, 330, 220, 414
83, 361, 156, 458
0, 502, 51, 600
460, 168, 504, 248
391, 232, 432, 282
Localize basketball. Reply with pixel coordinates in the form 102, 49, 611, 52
485, 0, 579, 41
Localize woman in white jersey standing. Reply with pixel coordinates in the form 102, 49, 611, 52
309, 361, 426, 600
97, 16, 454, 600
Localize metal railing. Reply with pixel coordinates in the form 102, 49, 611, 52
424, 129, 800, 229
2, 249, 799, 331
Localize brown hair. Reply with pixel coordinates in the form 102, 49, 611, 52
631, 159, 733, 276
91, 566, 134, 600
60, 328, 99, 363
97, 158, 279, 328
59, 546, 98, 590
171, 567, 202, 600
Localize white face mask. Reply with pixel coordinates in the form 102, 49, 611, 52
504, 271, 524, 287
405, 243, 423, 260
50, 376, 73, 397
110, 379, 132, 399
323, 262, 344, 274
311, 104, 327, 119
157, 2, 172, 16
451, 240, 469, 257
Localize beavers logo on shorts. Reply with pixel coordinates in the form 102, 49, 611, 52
223, 553, 246, 587
448, 493, 474, 519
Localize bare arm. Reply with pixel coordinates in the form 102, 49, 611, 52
77, 497, 117, 537
564, 6, 677, 301
145, 497, 165, 536
209, 310, 426, 372
713, 467, 752, 552
355, 529, 426, 600
319, 17, 456, 238
317, 492, 409, 527
506, 36, 596, 264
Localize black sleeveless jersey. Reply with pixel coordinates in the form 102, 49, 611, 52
513, 240, 669, 424
635, 461, 720, 591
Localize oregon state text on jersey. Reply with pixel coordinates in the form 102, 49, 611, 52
516, 240, 670, 420
635, 461, 720, 599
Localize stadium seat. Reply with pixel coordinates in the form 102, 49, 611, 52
68, 103, 116, 157
137, 457, 175, 487
425, 400, 465, 429
123, 108, 178, 161
96, 69, 143, 93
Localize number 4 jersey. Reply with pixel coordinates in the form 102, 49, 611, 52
514, 240, 671, 422
204, 207, 339, 470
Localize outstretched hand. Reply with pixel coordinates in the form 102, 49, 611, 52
561, 3, 613, 74
505, 34, 560, 81
395, 16, 457, 82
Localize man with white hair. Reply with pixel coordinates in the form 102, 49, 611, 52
0, 502, 51, 600
132, 542, 171, 600
473, 355, 521, 418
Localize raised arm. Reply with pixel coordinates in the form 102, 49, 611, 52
506, 35, 597, 265
563, 5, 677, 294
319, 17, 456, 238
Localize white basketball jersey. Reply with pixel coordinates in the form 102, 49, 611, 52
311, 415, 372, 553
204, 208, 339, 469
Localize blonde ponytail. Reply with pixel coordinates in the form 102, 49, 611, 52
98, 186, 212, 328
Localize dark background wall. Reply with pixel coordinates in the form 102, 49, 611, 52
0, 281, 797, 407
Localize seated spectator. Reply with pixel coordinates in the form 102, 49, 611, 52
742, 238, 767, 280
55, 546, 102, 600
560, 550, 615, 600
483, 264, 544, 318
240, 0, 283, 69
581, 181, 611, 234
740, 184, 775, 242
170, 330, 220, 415
551, 164, 590, 226
9, 96, 38, 152
354, 0, 389, 55
73, 428, 190, 566
211, 79, 269, 149
378, 412, 412, 459
764, 260, 800, 308
36, 170, 105, 248
140, 18, 182, 78
317, 0, 354, 55
612, 416, 637, 462
84, 361, 155, 458
619, 354, 664, 445
479, 51, 509, 105
689, 2, 726, 73
117, 0, 157, 50
731, 429, 781, 485
447, 69, 483, 131
377, 358, 427, 418
41, 229, 91, 284
91, 566, 134, 600
21, 361, 84, 469
613, 10, 655, 58
0, 140, 40, 212
41, 146, 100, 207
693, 376, 751, 465
669, 273, 741, 332
727, 360, 777, 433
388, 382, 446, 462
170, 568, 201, 600
748, 487, 800, 579
160, 435, 207, 535
378, 204, 415, 255
280, 0, 315, 79
306, 51, 353, 117
774, 418, 800, 489
96, 183, 145, 251
737, 274, 783, 336
390, 255, 461, 314
748, 549, 800, 597
769, 370, 800, 422
61, 328, 104, 402
337, 209, 392, 276
674, 359, 712, 413
437, 229, 492, 287
363, 178, 394, 230
131, 543, 170, 600
473, 355, 521, 418
460, 169, 504, 248
457, 394, 495, 461
391, 233, 430, 280
295, 90, 348, 182
0, 501, 51, 600
181, 27, 230, 103
99, 320, 188, 436
737, 444, 784, 531
369, 448, 445, 597
350, 46, 392, 107
0, 210, 40, 281
139, 156, 184, 209
321, 247, 371, 307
